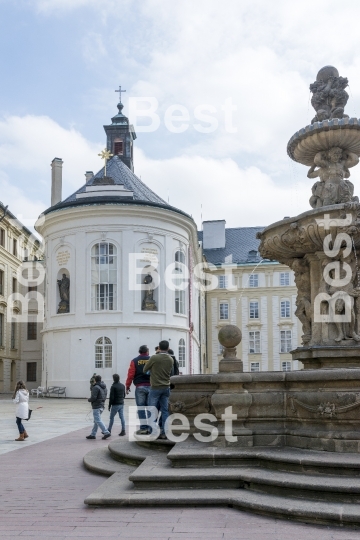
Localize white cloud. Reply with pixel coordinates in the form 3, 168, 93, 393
134, 148, 310, 228
0, 114, 102, 199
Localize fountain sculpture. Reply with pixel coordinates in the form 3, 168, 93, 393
84, 67, 360, 526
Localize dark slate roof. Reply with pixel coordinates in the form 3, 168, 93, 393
43, 155, 192, 220
64, 155, 167, 204
198, 226, 271, 265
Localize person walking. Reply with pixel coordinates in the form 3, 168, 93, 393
86, 375, 111, 440
126, 345, 151, 435
13, 381, 29, 441
141, 340, 173, 440
107, 374, 126, 436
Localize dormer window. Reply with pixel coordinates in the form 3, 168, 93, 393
114, 140, 123, 155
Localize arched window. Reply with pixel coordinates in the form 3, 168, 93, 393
178, 338, 186, 368
175, 250, 186, 315
91, 243, 117, 311
95, 337, 112, 368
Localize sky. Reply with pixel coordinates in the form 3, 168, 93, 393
2, 0, 360, 232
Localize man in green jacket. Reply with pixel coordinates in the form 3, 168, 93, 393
141, 340, 173, 439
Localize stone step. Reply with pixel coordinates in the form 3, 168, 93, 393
168, 441, 360, 475
129, 455, 360, 502
84, 472, 360, 527
83, 448, 136, 476
108, 439, 156, 466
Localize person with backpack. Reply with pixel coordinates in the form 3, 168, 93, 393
126, 345, 150, 435
168, 349, 180, 376
13, 381, 29, 441
86, 375, 111, 440
107, 374, 126, 436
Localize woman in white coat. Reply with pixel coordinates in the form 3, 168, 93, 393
12, 381, 29, 441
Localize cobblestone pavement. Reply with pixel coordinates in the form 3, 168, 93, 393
0, 397, 359, 539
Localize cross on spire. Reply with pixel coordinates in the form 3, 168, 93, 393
115, 85, 126, 103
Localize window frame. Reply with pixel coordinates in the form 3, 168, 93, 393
282, 361, 292, 372
249, 330, 261, 354
280, 299, 291, 318
249, 274, 259, 288
219, 302, 229, 320
0, 269, 4, 296
250, 362, 260, 372
0, 229, 4, 248
174, 250, 186, 315
94, 336, 113, 369
280, 330, 292, 353
91, 242, 117, 311
218, 275, 228, 289
178, 338, 186, 368
280, 272, 290, 286
249, 300, 259, 319
27, 321, 37, 341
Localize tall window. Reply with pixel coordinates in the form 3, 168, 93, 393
219, 302, 229, 320
249, 331, 261, 353
27, 362, 37, 382
27, 321, 37, 340
114, 140, 123, 155
175, 250, 186, 315
280, 300, 291, 318
280, 272, 290, 286
249, 274, 259, 288
0, 313, 3, 346
218, 275, 228, 289
0, 269, 4, 295
250, 362, 260, 372
249, 300, 259, 319
282, 361, 292, 372
280, 330, 292, 353
12, 277, 17, 293
95, 337, 112, 368
13, 239, 17, 257
178, 338, 186, 368
91, 243, 117, 311
0, 229, 4, 247
11, 321, 16, 349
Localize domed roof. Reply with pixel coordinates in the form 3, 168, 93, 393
43, 155, 192, 220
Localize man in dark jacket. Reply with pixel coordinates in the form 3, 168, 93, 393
86, 375, 111, 440
126, 345, 150, 435
107, 374, 126, 436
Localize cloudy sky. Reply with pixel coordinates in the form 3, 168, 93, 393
2, 0, 360, 231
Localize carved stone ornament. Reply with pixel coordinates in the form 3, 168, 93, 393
57, 273, 70, 314
169, 395, 213, 414
289, 396, 360, 418
309, 66, 349, 124
141, 273, 157, 311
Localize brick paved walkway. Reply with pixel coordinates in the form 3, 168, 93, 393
0, 427, 359, 539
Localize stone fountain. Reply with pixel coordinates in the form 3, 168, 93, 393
83, 67, 360, 527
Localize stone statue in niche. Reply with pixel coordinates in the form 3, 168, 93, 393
291, 258, 312, 344
57, 273, 70, 314
309, 66, 349, 123
308, 147, 359, 208
142, 273, 157, 311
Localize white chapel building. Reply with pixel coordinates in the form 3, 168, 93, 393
36, 100, 203, 398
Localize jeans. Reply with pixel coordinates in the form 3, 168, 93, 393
148, 387, 170, 435
90, 408, 110, 437
16, 417, 25, 434
135, 386, 151, 430
108, 404, 125, 433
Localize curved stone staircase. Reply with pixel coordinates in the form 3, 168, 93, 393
84, 438, 360, 527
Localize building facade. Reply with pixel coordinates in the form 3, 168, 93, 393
200, 221, 302, 374
36, 100, 204, 398
0, 204, 43, 393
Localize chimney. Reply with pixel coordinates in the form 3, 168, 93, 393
85, 171, 94, 184
51, 158, 63, 206
202, 220, 226, 249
